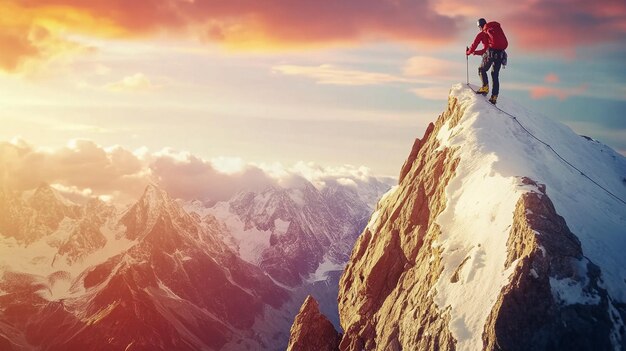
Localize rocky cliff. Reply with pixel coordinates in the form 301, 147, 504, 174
290, 84, 626, 351
286, 295, 341, 351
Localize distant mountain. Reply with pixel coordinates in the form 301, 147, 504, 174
208, 181, 368, 286
290, 84, 626, 350
0, 173, 390, 350
187, 177, 391, 331
0, 183, 289, 350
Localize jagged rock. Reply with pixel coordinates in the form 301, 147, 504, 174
287, 296, 341, 351
337, 92, 462, 351
483, 177, 616, 351
328, 84, 626, 350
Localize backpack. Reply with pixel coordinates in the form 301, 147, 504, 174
485, 22, 508, 50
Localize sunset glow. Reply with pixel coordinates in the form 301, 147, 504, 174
1, 2, 625, 350
1, 0, 625, 189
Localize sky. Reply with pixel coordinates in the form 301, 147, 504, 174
1, 0, 625, 202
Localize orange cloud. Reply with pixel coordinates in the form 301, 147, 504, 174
0, 1, 122, 73
2, 0, 460, 72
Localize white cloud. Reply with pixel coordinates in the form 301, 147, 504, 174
337, 177, 358, 188
210, 156, 246, 174
104, 73, 160, 92
272, 64, 413, 86
1, 138, 394, 205
51, 183, 93, 197
257, 160, 394, 189
0, 139, 149, 204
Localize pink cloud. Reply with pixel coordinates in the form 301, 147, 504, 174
544, 73, 560, 84
435, 0, 626, 52
504, 0, 626, 51
529, 84, 588, 100
403, 56, 462, 79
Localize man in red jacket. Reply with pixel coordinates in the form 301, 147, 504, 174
466, 18, 508, 104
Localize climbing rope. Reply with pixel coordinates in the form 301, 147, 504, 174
466, 83, 626, 206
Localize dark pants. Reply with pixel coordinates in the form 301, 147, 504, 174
479, 48, 504, 96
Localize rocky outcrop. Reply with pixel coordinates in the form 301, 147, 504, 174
311, 86, 626, 351
286, 295, 341, 351
337, 95, 463, 350
483, 177, 618, 351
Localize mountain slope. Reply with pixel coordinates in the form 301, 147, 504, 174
294, 84, 626, 350
194, 178, 388, 333
0, 184, 290, 350
207, 181, 374, 287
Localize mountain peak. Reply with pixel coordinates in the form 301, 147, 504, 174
31, 182, 57, 203
30, 183, 79, 208
286, 295, 341, 351
121, 183, 185, 240
133, 183, 178, 215
142, 182, 167, 201
329, 83, 626, 350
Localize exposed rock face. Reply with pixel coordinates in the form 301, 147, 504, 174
287, 295, 341, 351
338, 95, 463, 350
315, 86, 626, 351
483, 177, 618, 351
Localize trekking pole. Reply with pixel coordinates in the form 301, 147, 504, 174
466, 47, 469, 85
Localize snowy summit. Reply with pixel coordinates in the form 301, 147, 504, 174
292, 83, 626, 351
433, 84, 626, 350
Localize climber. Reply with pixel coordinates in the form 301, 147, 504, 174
466, 18, 508, 105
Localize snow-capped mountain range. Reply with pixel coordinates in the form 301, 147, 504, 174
0, 172, 391, 350
288, 84, 626, 351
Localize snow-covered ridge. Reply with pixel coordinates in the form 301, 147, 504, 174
189, 178, 388, 285
434, 84, 626, 350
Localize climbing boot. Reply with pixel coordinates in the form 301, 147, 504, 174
476, 85, 489, 95
489, 94, 498, 104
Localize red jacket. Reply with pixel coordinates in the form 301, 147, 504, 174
467, 21, 508, 55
